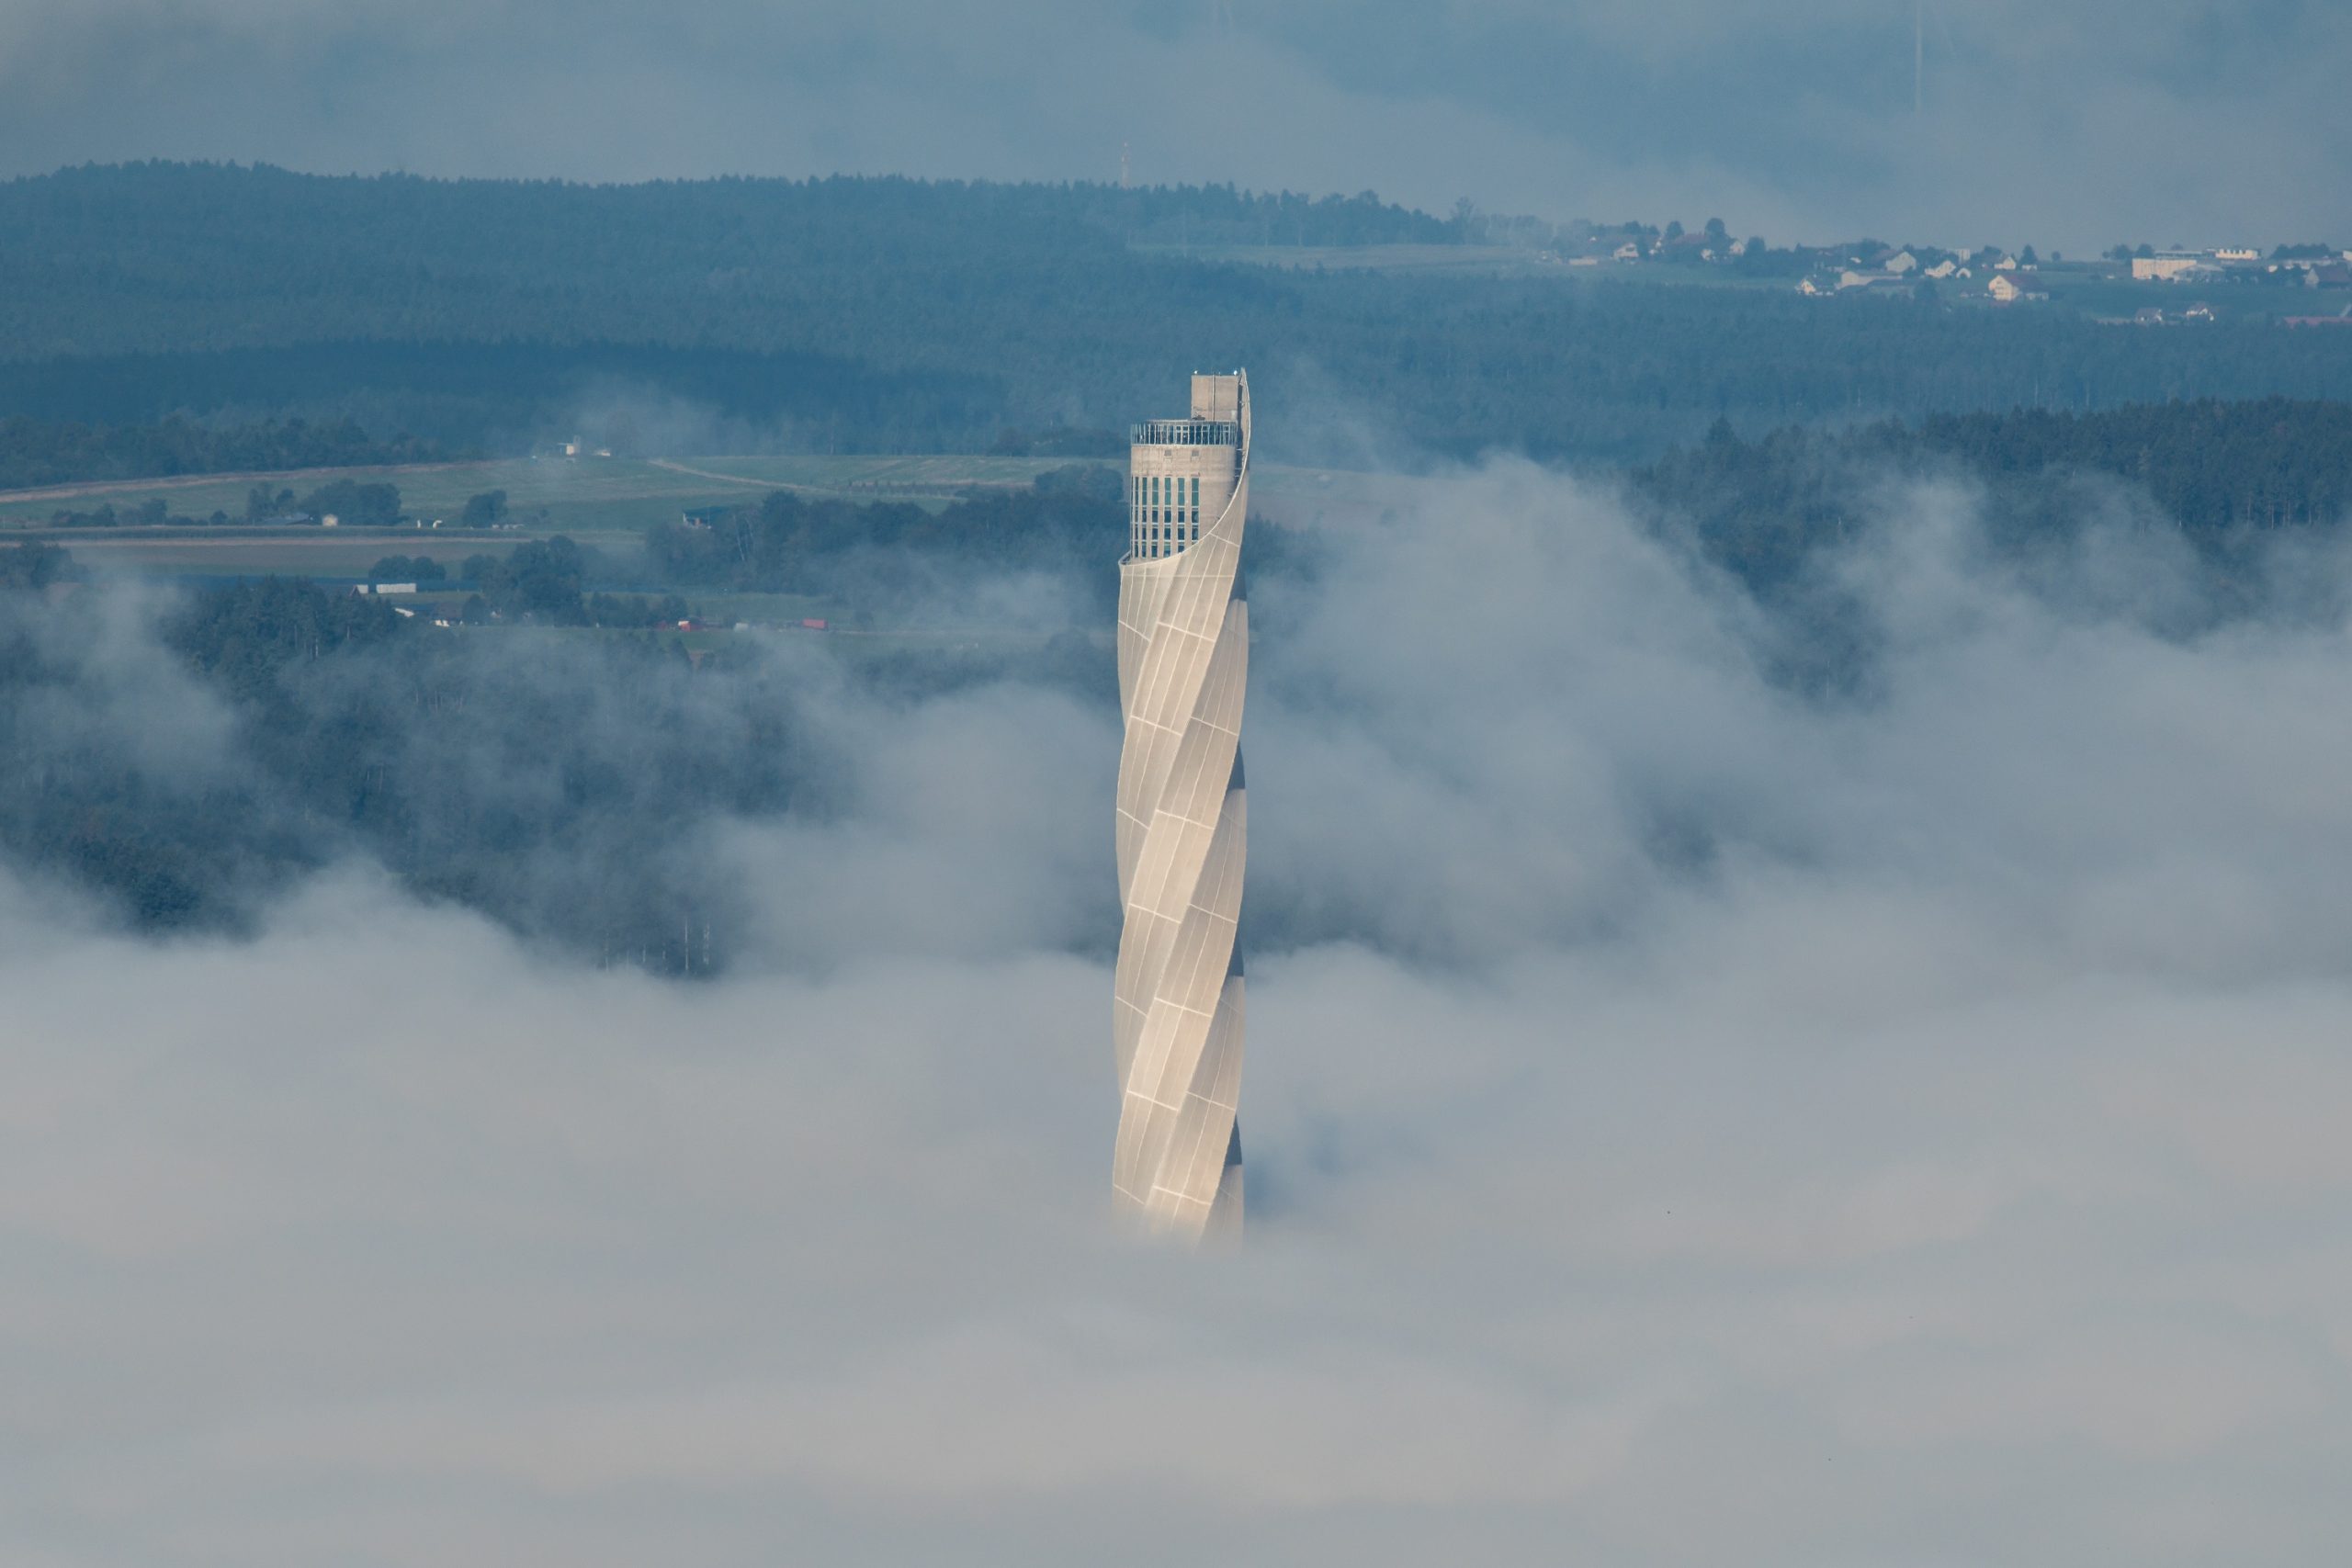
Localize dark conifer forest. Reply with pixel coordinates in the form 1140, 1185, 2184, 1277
3, 164, 2350, 470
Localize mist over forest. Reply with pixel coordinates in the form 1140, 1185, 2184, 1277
5, 84, 2352, 1564
14, 444, 2352, 1562
12, 394, 2352, 974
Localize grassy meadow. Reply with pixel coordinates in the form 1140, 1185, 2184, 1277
0, 452, 1072, 525
0, 453, 1080, 575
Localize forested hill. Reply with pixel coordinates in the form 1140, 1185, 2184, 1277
0, 164, 1437, 362
6, 164, 2352, 467
1634, 397, 2352, 595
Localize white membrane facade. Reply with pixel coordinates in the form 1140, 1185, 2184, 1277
1113, 370, 1250, 1240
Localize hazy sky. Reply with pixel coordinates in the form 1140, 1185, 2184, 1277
8, 458, 2352, 1562
1, 0, 2346, 251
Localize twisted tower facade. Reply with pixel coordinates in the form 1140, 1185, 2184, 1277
1113, 371, 1250, 1239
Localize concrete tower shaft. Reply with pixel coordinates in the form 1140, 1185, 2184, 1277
1112, 370, 1250, 1240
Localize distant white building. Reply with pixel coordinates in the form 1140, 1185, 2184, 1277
1924, 258, 1959, 278
2133, 254, 2210, 282
1989, 273, 2050, 303
2215, 247, 2259, 265
1885, 250, 1918, 275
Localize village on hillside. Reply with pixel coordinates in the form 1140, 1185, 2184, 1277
1507, 214, 2352, 323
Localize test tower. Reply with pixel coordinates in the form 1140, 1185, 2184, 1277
1112, 370, 1250, 1238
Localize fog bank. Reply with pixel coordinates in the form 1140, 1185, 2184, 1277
6, 460, 2352, 1563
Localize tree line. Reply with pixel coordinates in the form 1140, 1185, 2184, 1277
0, 413, 446, 491
645, 465, 1125, 596
42, 479, 513, 530
1629, 395, 2352, 606
2, 164, 2348, 468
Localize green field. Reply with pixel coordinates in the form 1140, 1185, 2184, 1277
0, 452, 1077, 533
0, 449, 1408, 584
1133, 242, 1548, 275
652, 454, 1069, 493
0, 452, 1093, 576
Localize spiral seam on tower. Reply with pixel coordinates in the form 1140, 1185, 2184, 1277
1112, 370, 1250, 1240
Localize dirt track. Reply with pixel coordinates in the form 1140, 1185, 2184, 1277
645, 458, 786, 491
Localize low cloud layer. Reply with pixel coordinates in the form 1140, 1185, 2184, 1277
7, 462, 2352, 1562
3, 1, 2348, 250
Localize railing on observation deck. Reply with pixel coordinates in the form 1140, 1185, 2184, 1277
1129, 419, 1240, 447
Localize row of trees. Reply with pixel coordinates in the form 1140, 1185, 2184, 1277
37, 480, 514, 530
644, 468, 1125, 600
293, 478, 401, 525
364, 537, 687, 626
40, 479, 405, 527
46, 498, 228, 528
0, 412, 446, 491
